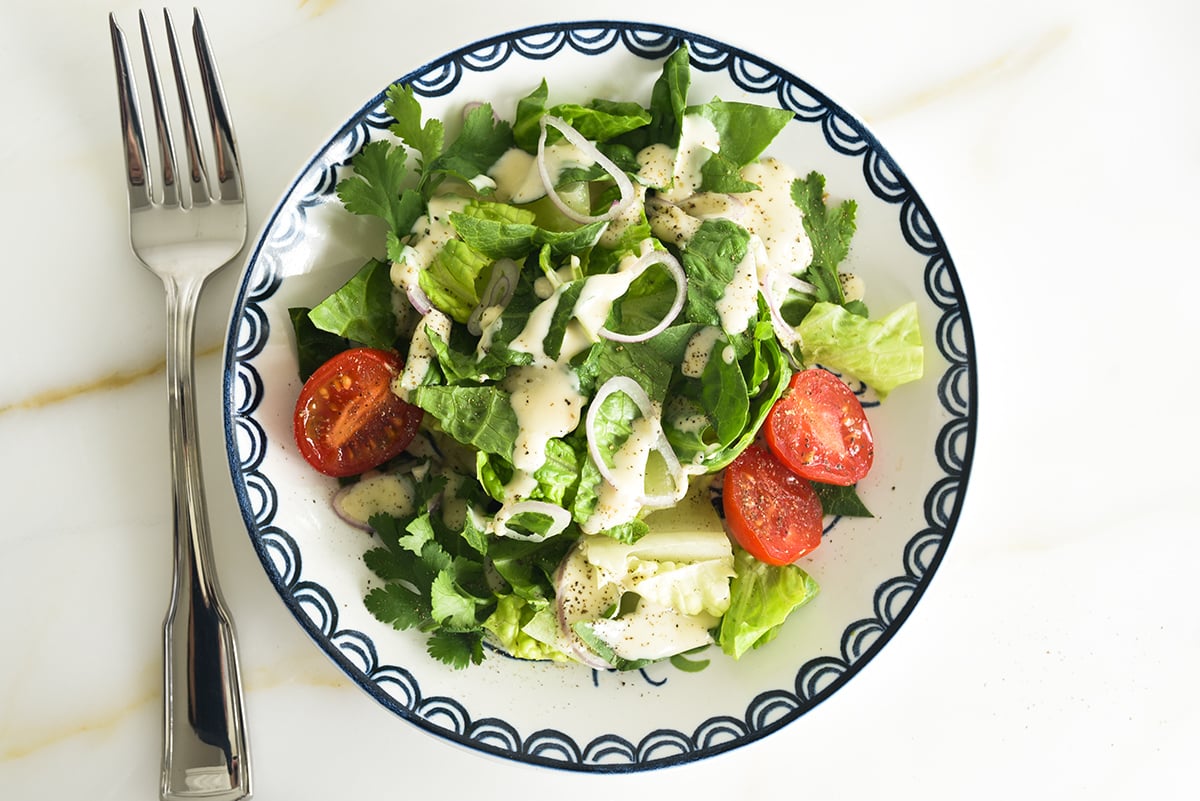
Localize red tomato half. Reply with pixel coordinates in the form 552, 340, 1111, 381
293, 348, 423, 478
765, 368, 874, 487
723, 445, 824, 565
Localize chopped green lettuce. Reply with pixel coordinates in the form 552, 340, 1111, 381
718, 549, 820, 659
305, 258, 398, 351
799, 301, 924, 397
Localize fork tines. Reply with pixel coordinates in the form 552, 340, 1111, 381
109, 8, 243, 211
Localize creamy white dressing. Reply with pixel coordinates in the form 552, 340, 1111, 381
646, 198, 702, 247
738, 157, 813, 273
716, 247, 761, 335
401, 195, 472, 274
393, 309, 451, 401
335, 473, 417, 525
503, 362, 584, 473
570, 261, 641, 335
635, 142, 674, 189
841, 271, 866, 303
488, 141, 592, 204
681, 326, 721, 378
597, 183, 645, 248
583, 413, 661, 535
663, 113, 721, 202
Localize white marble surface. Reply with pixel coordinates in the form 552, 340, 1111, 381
2, 0, 1197, 798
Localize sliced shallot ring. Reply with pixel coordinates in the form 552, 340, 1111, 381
585, 376, 685, 506
467, 258, 519, 335
636, 428, 687, 509
760, 269, 817, 349
597, 249, 687, 344
492, 500, 572, 542
537, 114, 635, 225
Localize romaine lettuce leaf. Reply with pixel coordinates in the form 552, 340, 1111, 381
305, 258, 397, 351
417, 238, 492, 324
484, 595, 572, 662
798, 301, 924, 397
718, 549, 820, 659
410, 385, 520, 460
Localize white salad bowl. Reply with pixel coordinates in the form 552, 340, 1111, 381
223, 21, 976, 771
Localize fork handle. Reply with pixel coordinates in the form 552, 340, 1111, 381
161, 276, 251, 801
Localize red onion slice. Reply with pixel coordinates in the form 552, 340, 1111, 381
637, 428, 687, 509
537, 115, 635, 225
597, 249, 687, 344
406, 282, 433, 316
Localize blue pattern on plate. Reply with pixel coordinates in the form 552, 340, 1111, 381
223, 20, 977, 772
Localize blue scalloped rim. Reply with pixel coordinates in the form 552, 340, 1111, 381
222, 20, 977, 773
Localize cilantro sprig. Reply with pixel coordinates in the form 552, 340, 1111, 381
790, 171, 865, 317
335, 83, 514, 264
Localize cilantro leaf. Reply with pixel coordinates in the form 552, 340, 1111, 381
335, 140, 424, 237
426, 630, 486, 669
384, 83, 444, 165
422, 103, 514, 196
791, 172, 858, 306
430, 570, 488, 630
364, 583, 428, 631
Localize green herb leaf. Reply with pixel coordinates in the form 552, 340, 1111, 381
306, 258, 397, 350
791, 172, 858, 306
384, 83, 444, 165
335, 140, 424, 239
811, 482, 873, 517
289, 307, 351, 380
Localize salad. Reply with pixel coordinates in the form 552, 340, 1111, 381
289, 46, 924, 671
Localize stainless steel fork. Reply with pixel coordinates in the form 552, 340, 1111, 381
109, 9, 251, 800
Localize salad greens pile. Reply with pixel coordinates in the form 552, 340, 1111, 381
290, 46, 924, 670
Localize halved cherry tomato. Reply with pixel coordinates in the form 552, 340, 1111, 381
293, 347, 423, 478
723, 444, 824, 565
764, 368, 874, 487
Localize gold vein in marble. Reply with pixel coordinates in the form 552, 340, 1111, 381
870, 25, 1071, 121
0, 343, 222, 416
299, 0, 340, 17
0, 653, 349, 761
